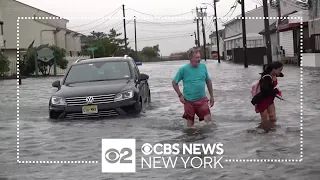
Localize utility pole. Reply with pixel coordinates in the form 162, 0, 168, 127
262, 0, 272, 64
194, 31, 198, 46
134, 16, 138, 59
196, 7, 201, 47
200, 7, 207, 61
239, 0, 248, 68
122, 4, 128, 54
276, 0, 281, 61
213, 0, 221, 63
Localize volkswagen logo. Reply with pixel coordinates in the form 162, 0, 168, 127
86, 96, 94, 104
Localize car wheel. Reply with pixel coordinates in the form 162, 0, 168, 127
148, 90, 151, 103
133, 97, 142, 114
49, 111, 59, 119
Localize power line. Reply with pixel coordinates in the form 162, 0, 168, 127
205, 17, 214, 33
132, 21, 195, 26
90, 21, 123, 34
74, 9, 121, 33
217, 0, 239, 25
136, 19, 194, 24
135, 33, 192, 40
126, 8, 193, 17
228, 2, 238, 17
128, 34, 192, 42
139, 32, 194, 37
114, 18, 134, 32
135, 31, 197, 37
128, 22, 195, 28
108, 22, 123, 32
137, 29, 195, 34
67, 7, 122, 28
222, 0, 238, 17
218, 18, 241, 33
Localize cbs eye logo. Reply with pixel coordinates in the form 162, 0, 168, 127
141, 143, 153, 155
104, 148, 132, 164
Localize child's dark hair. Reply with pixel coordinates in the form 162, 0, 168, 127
260, 61, 283, 77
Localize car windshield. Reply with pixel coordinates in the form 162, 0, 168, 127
64, 61, 132, 84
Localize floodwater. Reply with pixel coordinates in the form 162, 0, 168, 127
0, 60, 319, 180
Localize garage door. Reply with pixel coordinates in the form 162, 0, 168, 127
280, 31, 294, 57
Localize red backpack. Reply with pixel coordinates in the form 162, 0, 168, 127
251, 74, 272, 97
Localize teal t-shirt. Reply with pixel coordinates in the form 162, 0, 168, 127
173, 63, 210, 102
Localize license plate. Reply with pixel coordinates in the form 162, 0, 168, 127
82, 105, 98, 114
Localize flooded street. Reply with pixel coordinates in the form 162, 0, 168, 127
1, 60, 320, 180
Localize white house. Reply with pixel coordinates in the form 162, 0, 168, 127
222, 2, 303, 60
208, 29, 224, 58
308, 0, 320, 36
0, 0, 84, 67
304, 0, 320, 67
258, 10, 309, 63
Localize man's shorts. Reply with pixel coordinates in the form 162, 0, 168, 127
183, 97, 211, 121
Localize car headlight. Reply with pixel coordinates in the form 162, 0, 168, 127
114, 90, 133, 101
51, 96, 67, 105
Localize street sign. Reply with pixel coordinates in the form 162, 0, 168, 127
87, 47, 98, 51
37, 47, 54, 62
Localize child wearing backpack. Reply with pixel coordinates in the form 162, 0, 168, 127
251, 61, 284, 132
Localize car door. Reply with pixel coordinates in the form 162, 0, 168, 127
131, 60, 146, 100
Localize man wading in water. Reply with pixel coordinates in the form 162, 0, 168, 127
172, 47, 215, 129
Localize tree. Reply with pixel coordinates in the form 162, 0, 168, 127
22, 44, 68, 76
81, 30, 163, 62
140, 45, 160, 57
0, 51, 10, 76
137, 44, 161, 62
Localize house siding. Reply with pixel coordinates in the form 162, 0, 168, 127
280, 30, 295, 57
0, 0, 82, 62
209, 36, 224, 57
223, 1, 303, 53
308, 0, 320, 36
55, 29, 67, 49
74, 36, 81, 52
66, 33, 75, 55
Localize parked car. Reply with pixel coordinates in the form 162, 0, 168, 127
49, 55, 151, 119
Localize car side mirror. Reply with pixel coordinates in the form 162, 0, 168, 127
136, 61, 142, 66
52, 80, 60, 88
138, 73, 149, 81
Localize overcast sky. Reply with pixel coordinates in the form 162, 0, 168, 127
18, 0, 264, 56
